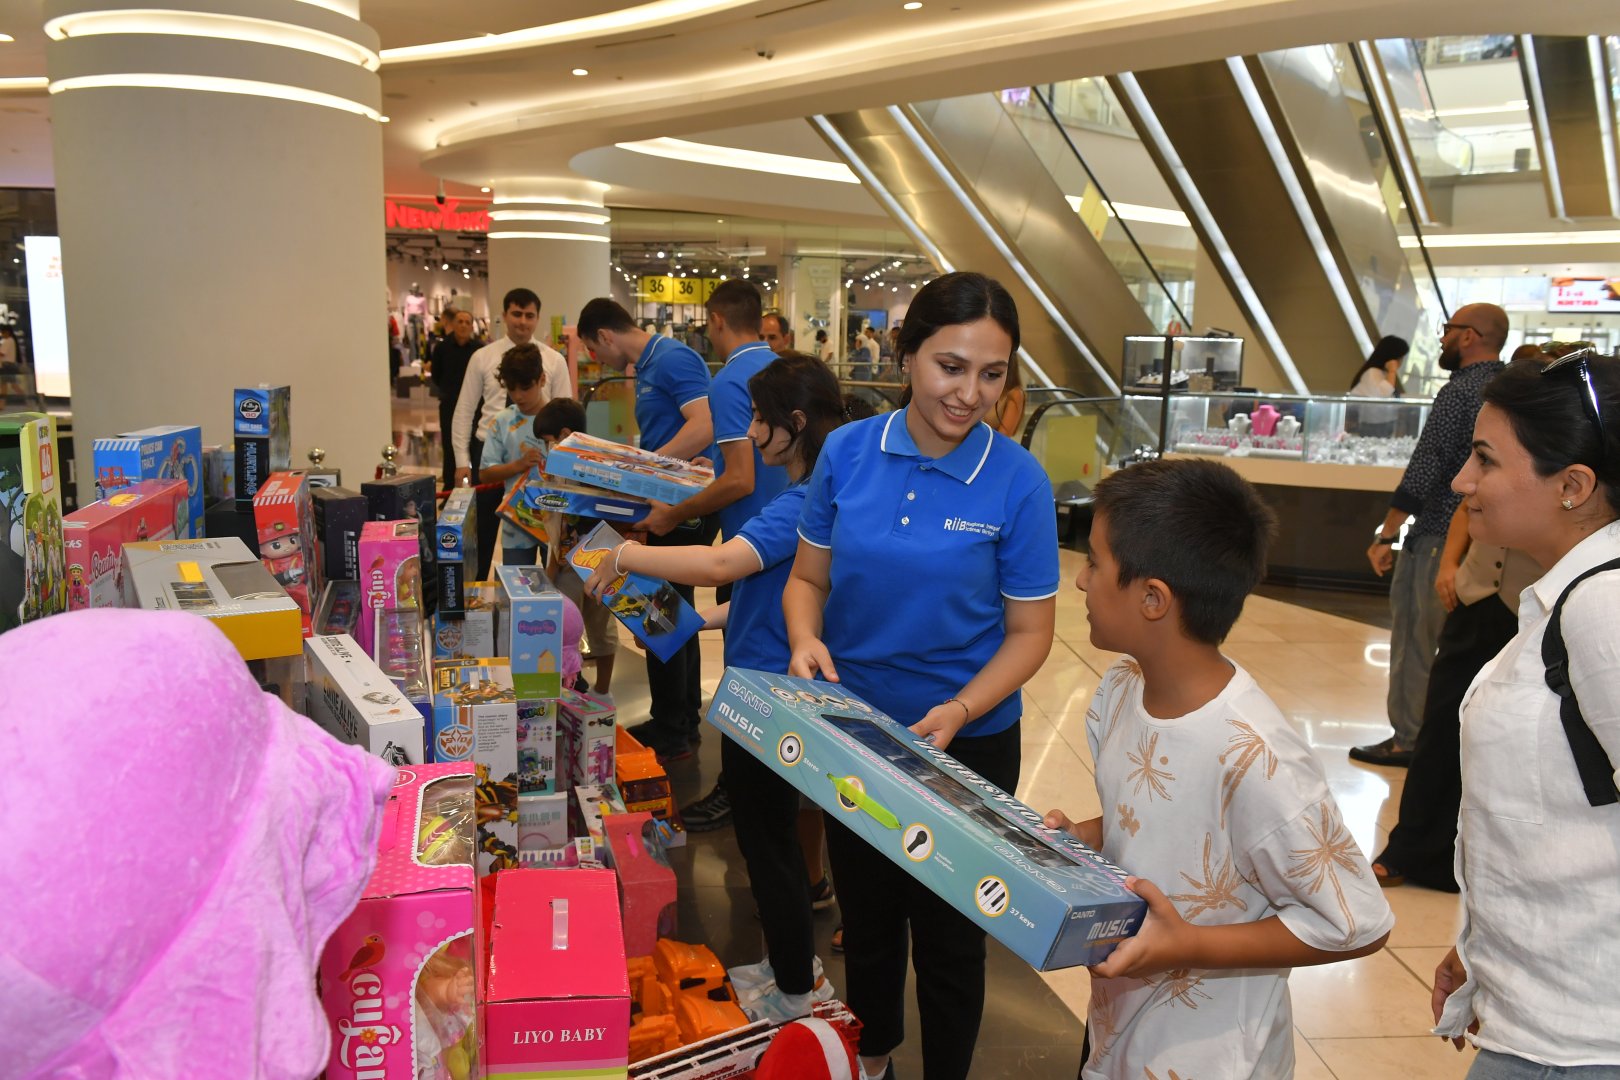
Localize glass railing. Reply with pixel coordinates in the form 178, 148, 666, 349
1379, 37, 1537, 178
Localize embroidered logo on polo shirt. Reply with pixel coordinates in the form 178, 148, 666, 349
943, 517, 999, 537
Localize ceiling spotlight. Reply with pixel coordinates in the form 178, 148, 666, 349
903, 2, 922, 8
0, 34, 15, 42
910, 282, 917, 288
892, 286, 899, 292
845, 279, 853, 287
657, 250, 666, 258
480, 186, 491, 193
571, 67, 589, 76
474, 247, 482, 254
441, 262, 449, 270
379, 115, 390, 123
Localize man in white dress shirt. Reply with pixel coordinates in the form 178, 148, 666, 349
451, 287, 571, 487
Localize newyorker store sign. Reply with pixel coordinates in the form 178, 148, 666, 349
385, 198, 490, 233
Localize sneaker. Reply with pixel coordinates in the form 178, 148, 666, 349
740, 973, 836, 1023
681, 781, 732, 832
627, 721, 692, 762
809, 875, 836, 911
728, 957, 776, 995
1349, 737, 1412, 767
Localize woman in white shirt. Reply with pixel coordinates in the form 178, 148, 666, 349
1432, 348, 1620, 1077
1348, 334, 1408, 437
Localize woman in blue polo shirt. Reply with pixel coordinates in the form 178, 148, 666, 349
784, 272, 1059, 1080
584, 352, 847, 1020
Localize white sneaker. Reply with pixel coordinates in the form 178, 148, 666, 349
729, 957, 775, 995
742, 974, 836, 1024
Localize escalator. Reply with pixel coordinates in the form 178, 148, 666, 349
1518, 35, 1620, 220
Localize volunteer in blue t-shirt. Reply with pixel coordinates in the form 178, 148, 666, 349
585, 352, 846, 1022
784, 272, 1060, 1080
577, 298, 717, 759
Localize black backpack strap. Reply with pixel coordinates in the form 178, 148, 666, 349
1542, 556, 1620, 808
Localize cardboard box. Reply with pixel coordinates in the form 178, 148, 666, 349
204, 497, 258, 554
1, 412, 67, 629
252, 471, 321, 635
362, 473, 437, 615
706, 668, 1148, 970
543, 431, 713, 505
311, 485, 368, 583
518, 696, 559, 795
496, 564, 565, 700
304, 633, 426, 766
314, 578, 361, 638
232, 385, 290, 505
201, 444, 227, 504
372, 606, 431, 717
559, 687, 616, 789
603, 812, 678, 959
320, 763, 477, 1080
518, 791, 569, 855
437, 487, 476, 616
432, 581, 499, 661
564, 522, 703, 663
501, 472, 651, 544
477, 868, 630, 1080
120, 536, 301, 661
356, 519, 421, 657
616, 726, 684, 849
92, 424, 203, 538
571, 782, 626, 860
63, 479, 186, 611
431, 659, 518, 874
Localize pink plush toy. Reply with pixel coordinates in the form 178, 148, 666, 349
560, 590, 585, 689
0, 608, 396, 1079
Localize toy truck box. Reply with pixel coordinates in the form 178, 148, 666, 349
431, 658, 519, 874
496, 564, 564, 700
311, 485, 368, 583
706, 668, 1148, 970
92, 423, 204, 538
1, 412, 67, 629
437, 487, 476, 617
232, 385, 291, 505
304, 633, 426, 766
362, 473, 437, 615
477, 868, 630, 1080
320, 763, 477, 1080
252, 471, 321, 635
63, 479, 186, 611
603, 812, 678, 959
432, 581, 499, 661
543, 431, 713, 506
559, 687, 616, 789
120, 536, 301, 661
356, 519, 421, 657
503, 473, 652, 543
564, 522, 702, 663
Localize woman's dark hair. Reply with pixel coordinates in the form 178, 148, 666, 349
748, 352, 845, 477
1348, 335, 1409, 392
893, 272, 1019, 410
1483, 355, 1620, 516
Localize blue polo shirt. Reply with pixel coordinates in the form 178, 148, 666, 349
712, 341, 789, 538
634, 335, 715, 459
797, 408, 1060, 737
725, 482, 807, 671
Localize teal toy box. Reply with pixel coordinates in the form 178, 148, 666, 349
706, 668, 1146, 970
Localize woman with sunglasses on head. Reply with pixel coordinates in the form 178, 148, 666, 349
1432, 348, 1620, 1078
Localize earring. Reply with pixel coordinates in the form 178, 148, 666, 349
1562, 498, 1575, 511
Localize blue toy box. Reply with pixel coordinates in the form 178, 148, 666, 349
706, 668, 1147, 970
437, 488, 477, 616
563, 522, 702, 664
495, 564, 564, 700
514, 474, 650, 528
542, 431, 712, 506
92, 424, 204, 538
233, 386, 291, 505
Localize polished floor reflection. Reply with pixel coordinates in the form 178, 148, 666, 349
606, 548, 1466, 1078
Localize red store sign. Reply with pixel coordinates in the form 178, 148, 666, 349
385, 198, 490, 233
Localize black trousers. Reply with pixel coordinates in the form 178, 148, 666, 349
826, 722, 1022, 1078
1376, 593, 1518, 892
439, 401, 459, 490
644, 515, 720, 736
725, 734, 817, 994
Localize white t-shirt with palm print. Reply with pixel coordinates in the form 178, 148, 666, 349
1082, 659, 1394, 1080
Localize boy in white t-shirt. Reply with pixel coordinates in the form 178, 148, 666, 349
1044, 459, 1394, 1079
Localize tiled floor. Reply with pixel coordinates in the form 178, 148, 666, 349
602, 548, 1468, 1078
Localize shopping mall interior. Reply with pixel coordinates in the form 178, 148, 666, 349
2, 1, 1618, 1077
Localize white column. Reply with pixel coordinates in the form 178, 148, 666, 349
44, 0, 389, 503
486, 178, 612, 349
786, 256, 843, 360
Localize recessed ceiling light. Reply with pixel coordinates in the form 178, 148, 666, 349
480, 186, 491, 192
378, 115, 390, 122
571, 67, 589, 76
903, 2, 922, 9
657, 250, 666, 258
0, 33, 15, 43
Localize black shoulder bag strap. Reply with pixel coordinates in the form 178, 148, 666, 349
1542, 556, 1620, 808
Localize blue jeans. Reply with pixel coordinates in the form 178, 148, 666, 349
1470, 1050, 1620, 1079
1387, 533, 1446, 746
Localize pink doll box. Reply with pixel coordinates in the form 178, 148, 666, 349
479, 868, 630, 1080
321, 762, 477, 1080
62, 479, 186, 611
357, 519, 421, 657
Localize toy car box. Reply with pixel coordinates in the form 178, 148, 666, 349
603, 812, 678, 958
560, 687, 616, 789
431, 658, 518, 874
1, 412, 67, 630
432, 580, 499, 661
356, 519, 421, 657
477, 868, 630, 1080
513, 473, 651, 528
92, 423, 204, 538
362, 473, 437, 615
496, 564, 565, 700
311, 485, 368, 583
253, 471, 321, 635
63, 479, 186, 611
564, 522, 702, 663
320, 763, 477, 1080
233, 385, 291, 506
120, 536, 301, 661
543, 431, 713, 505
706, 668, 1148, 970
437, 487, 476, 617
304, 633, 425, 766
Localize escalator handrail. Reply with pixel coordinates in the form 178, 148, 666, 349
1020, 391, 1118, 449
578, 374, 634, 408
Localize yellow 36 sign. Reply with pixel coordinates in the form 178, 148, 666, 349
637, 276, 721, 303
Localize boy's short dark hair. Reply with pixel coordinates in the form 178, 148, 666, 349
534, 397, 587, 440
578, 297, 636, 339
503, 287, 540, 314
1091, 458, 1276, 645
706, 279, 762, 334
497, 343, 543, 390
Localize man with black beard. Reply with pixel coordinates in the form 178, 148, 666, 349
1350, 303, 1508, 766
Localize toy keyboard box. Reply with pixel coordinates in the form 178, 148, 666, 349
543, 431, 713, 506
311, 485, 368, 584
437, 487, 477, 616
121, 536, 302, 662
304, 633, 426, 767
253, 471, 321, 635
362, 473, 437, 615
0, 412, 67, 630
431, 659, 519, 874
320, 763, 477, 1080
63, 479, 187, 611
564, 522, 703, 663
496, 564, 564, 700
706, 668, 1148, 970
92, 424, 203, 538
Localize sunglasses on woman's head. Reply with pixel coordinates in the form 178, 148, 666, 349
1541, 346, 1605, 443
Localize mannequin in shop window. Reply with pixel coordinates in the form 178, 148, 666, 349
404, 283, 428, 362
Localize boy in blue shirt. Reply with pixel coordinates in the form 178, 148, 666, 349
477, 343, 550, 567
